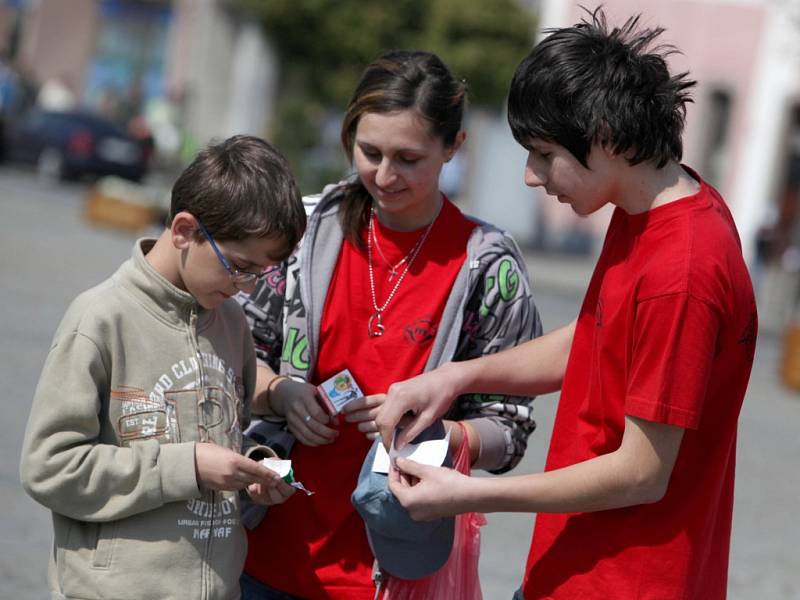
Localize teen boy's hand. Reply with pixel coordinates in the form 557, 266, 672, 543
271, 378, 339, 447
377, 362, 462, 450
342, 394, 385, 441
388, 458, 472, 521
378, 324, 576, 450
195, 443, 283, 492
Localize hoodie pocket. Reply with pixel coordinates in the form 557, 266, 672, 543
91, 520, 118, 569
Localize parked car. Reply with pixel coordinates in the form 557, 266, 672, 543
3, 109, 151, 182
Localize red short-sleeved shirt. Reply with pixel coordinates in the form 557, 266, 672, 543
244, 198, 476, 599
522, 170, 757, 600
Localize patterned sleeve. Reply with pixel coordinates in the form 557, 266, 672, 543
235, 261, 290, 373
235, 193, 319, 373
448, 250, 543, 474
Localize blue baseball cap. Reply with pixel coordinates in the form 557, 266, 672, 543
351, 420, 454, 580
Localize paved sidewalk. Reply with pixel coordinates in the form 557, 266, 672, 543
1, 167, 798, 599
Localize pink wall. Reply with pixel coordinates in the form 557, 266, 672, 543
565, 1, 765, 195
537, 1, 766, 249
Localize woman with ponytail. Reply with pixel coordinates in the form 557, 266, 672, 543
237, 49, 541, 600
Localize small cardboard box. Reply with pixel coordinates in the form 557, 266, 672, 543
85, 189, 156, 232
317, 369, 364, 415
781, 322, 800, 392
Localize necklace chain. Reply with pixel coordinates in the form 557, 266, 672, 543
370, 220, 415, 280
367, 204, 440, 337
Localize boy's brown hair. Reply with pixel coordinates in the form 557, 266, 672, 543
170, 135, 305, 261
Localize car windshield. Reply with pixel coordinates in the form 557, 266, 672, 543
35, 111, 128, 137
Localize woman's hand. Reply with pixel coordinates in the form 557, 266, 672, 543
271, 378, 339, 446
342, 394, 385, 441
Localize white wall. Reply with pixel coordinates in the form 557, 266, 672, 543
730, 2, 800, 262
225, 23, 277, 138
167, 0, 277, 147
463, 110, 539, 246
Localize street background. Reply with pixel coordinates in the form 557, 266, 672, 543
1, 168, 798, 599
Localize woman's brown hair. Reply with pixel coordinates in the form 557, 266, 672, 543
338, 50, 467, 245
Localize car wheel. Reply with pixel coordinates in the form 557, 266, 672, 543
37, 146, 66, 182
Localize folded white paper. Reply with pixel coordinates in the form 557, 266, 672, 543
261, 457, 292, 480
371, 429, 451, 474
260, 457, 315, 495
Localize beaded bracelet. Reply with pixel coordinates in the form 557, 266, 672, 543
265, 374, 290, 413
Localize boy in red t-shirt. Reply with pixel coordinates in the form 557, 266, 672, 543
377, 8, 757, 600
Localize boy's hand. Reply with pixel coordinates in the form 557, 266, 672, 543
388, 458, 470, 521
246, 479, 296, 506
195, 443, 282, 492
377, 364, 460, 450
273, 379, 339, 447
342, 394, 384, 441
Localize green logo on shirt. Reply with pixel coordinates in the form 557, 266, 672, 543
499, 259, 519, 301
479, 259, 520, 317
281, 328, 309, 370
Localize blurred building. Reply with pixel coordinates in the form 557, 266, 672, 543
0, 0, 278, 162
3, 1, 800, 326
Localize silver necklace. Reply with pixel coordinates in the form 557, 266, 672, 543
370, 221, 406, 280
367, 204, 441, 337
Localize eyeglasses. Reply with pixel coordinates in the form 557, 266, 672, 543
195, 218, 268, 291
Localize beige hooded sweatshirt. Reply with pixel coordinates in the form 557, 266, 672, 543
21, 239, 257, 600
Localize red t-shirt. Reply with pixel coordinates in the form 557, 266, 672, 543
522, 170, 757, 600
244, 198, 476, 599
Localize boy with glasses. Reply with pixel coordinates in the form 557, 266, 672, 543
20, 135, 307, 600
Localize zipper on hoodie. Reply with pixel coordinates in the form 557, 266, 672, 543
188, 306, 213, 600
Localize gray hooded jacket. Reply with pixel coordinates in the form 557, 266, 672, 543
239, 187, 542, 472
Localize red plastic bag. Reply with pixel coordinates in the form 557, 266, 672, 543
382, 422, 486, 600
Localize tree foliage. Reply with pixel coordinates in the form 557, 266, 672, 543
238, 0, 535, 190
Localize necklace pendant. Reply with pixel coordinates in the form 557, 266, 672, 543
388, 267, 398, 281
368, 312, 385, 337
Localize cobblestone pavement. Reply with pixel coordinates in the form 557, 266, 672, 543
1, 167, 797, 599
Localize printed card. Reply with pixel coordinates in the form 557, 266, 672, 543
317, 369, 364, 416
